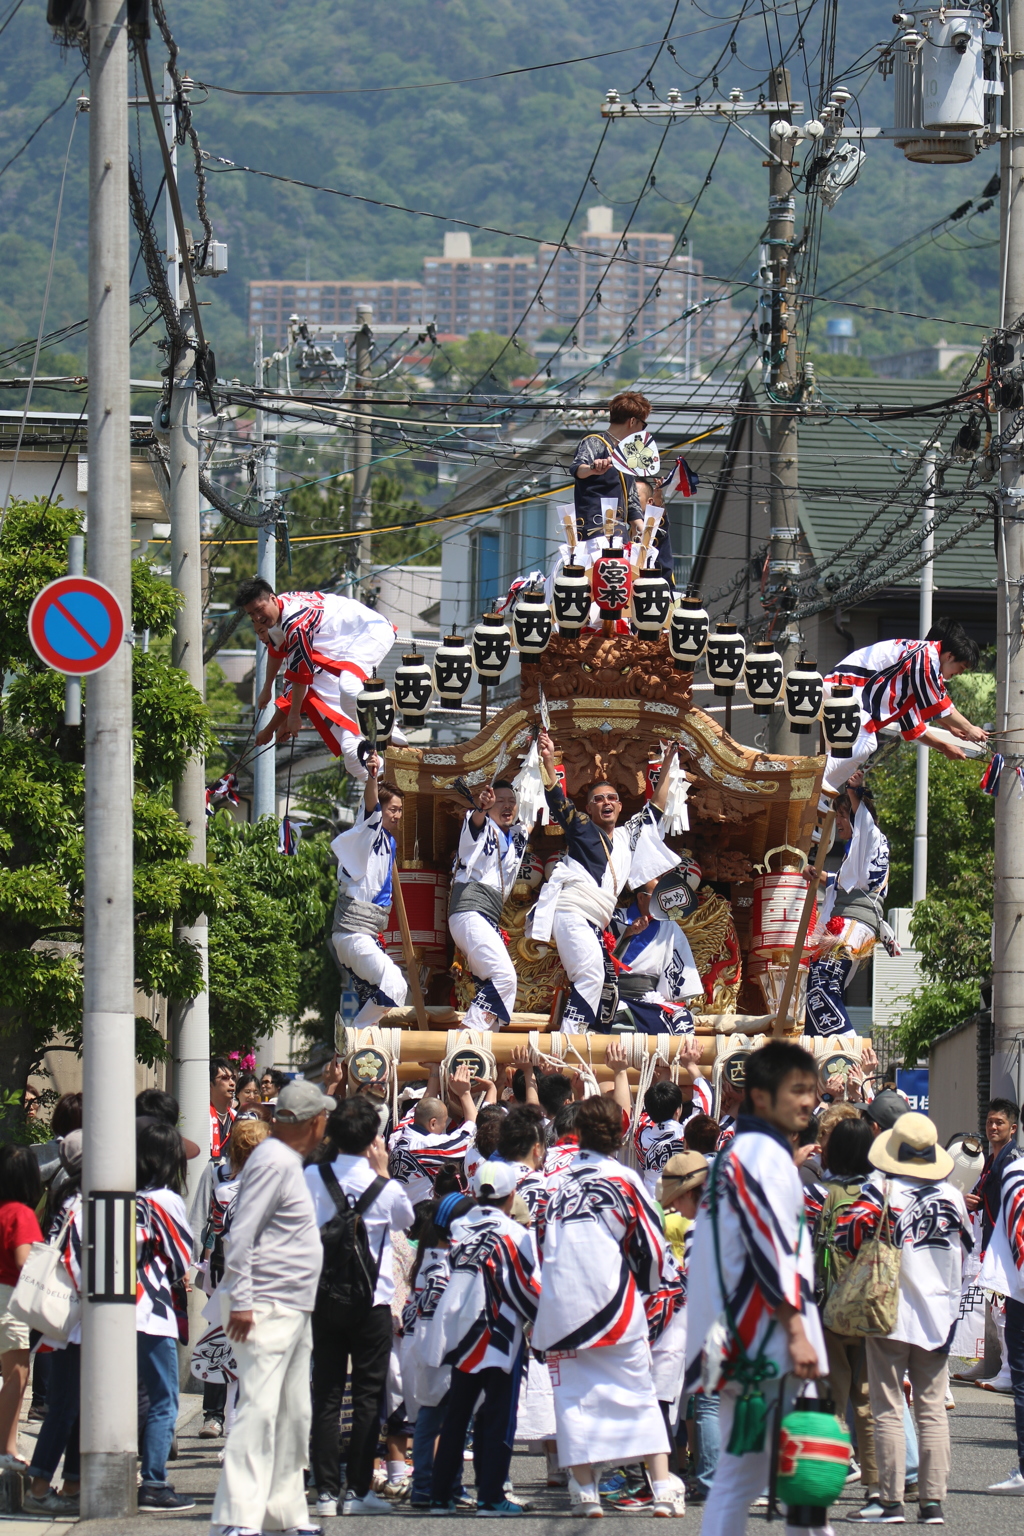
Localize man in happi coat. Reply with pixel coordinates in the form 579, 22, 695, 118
528, 731, 680, 1032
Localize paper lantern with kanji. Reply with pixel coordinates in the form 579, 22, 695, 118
822, 685, 860, 757
433, 634, 473, 707
511, 589, 552, 663
785, 657, 824, 735
668, 595, 709, 672
552, 565, 590, 634
631, 570, 672, 636
355, 673, 395, 747
705, 623, 746, 696
744, 640, 784, 715
592, 546, 633, 620
471, 614, 511, 683
393, 653, 433, 725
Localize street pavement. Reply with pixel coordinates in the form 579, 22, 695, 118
6, 1378, 1024, 1532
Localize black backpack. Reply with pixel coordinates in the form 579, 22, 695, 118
316, 1164, 388, 1313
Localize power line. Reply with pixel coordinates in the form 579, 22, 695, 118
193, 16, 759, 98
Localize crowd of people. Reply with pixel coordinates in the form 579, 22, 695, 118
0, 476, 998, 1528
0, 1035, 1014, 1530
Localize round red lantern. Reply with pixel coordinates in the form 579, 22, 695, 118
592, 546, 633, 620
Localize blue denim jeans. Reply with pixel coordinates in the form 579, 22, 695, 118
137, 1333, 179, 1487
904, 1400, 919, 1484
27, 1344, 79, 1484
412, 1397, 449, 1504
694, 1391, 721, 1497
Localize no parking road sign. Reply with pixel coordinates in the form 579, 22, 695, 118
28, 575, 126, 675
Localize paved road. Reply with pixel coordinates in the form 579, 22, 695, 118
8, 1379, 1024, 1532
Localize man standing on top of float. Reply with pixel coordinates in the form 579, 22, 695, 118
571, 391, 651, 541
528, 731, 681, 1032
449, 780, 530, 1031
236, 577, 401, 781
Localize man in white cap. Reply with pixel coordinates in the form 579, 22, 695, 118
211, 1079, 333, 1536
836, 1111, 972, 1526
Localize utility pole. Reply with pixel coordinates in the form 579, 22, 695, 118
765, 65, 802, 752
993, 0, 1024, 1107
912, 444, 935, 905
161, 69, 210, 1189
168, 310, 210, 1190
352, 303, 373, 594
252, 325, 278, 820
81, 0, 137, 1517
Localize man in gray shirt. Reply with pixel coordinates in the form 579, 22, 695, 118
211, 1080, 333, 1536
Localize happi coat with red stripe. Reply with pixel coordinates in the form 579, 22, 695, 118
684, 1120, 826, 1388
532, 1148, 667, 1353
425, 1203, 540, 1374
268, 590, 395, 749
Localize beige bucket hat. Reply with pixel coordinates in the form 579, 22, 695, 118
869, 1111, 954, 1181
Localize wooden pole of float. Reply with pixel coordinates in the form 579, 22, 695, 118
343, 1029, 717, 1066
774, 809, 835, 1031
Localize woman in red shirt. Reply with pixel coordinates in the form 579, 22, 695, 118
0, 1146, 43, 1465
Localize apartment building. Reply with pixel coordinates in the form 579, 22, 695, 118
248, 279, 427, 348
247, 209, 748, 368
421, 233, 538, 336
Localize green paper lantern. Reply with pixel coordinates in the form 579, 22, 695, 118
775, 1406, 851, 1509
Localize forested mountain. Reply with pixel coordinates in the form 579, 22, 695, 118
0, 0, 999, 383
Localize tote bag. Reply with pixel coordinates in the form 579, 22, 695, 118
822, 1181, 901, 1338
8, 1208, 81, 1342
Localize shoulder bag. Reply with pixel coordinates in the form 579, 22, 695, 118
821, 1180, 901, 1338
8, 1206, 81, 1342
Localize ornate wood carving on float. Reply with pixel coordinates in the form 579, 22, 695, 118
379, 626, 828, 1030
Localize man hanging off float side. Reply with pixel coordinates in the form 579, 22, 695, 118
822, 616, 987, 792
235, 578, 404, 781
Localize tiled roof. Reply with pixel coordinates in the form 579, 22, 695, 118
778, 377, 994, 593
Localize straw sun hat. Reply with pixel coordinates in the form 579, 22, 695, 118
868, 1111, 954, 1181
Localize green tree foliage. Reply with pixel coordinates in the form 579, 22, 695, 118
0, 496, 342, 1101
206, 815, 333, 1056
0, 496, 221, 1095
870, 669, 996, 1062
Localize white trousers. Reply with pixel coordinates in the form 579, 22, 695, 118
823, 721, 877, 792
328, 672, 408, 782
550, 907, 606, 1030
332, 929, 408, 1024
449, 910, 517, 1028
701, 1383, 834, 1536
211, 1300, 313, 1533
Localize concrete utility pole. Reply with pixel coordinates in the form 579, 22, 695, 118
912, 444, 936, 906
168, 307, 210, 1193
252, 325, 278, 820
352, 303, 373, 592
162, 72, 210, 1190
993, 0, 1024, 1106
765, 65, 802, 753
81, 0, 138, 1516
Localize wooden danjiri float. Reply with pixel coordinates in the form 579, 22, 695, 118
337, 616, 868, 1097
